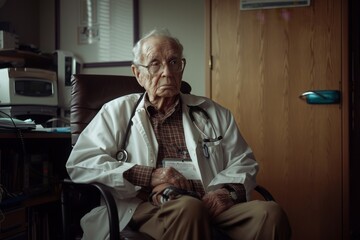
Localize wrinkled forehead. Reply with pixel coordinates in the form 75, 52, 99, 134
140, 36, 182, 62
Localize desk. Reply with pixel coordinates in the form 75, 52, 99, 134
0, 130, 71, 240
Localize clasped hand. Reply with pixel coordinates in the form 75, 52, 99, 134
202, 188, 235, 218
150, 167, 190, 206
150, 167, 234, 217
151, 167, 191, 190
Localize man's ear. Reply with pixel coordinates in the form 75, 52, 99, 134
131, 64, 144, 87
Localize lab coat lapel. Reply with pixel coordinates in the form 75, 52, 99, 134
131, 98, 158, 167
182, 95, 214, 189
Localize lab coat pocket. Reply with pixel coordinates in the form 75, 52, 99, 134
202, 139, 224, 173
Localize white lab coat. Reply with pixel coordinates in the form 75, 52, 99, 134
66, 93, 258, 240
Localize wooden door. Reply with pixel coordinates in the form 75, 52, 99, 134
207, 0, 349, 239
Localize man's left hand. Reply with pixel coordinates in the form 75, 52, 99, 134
202, 188, 235, 218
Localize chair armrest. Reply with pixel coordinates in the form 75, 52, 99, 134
254, 185, 275, 201
61, 179, 120, 240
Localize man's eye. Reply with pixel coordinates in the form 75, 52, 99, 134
150, 62, 160, 67
169, 59, 179, 65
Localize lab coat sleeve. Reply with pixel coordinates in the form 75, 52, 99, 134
66, 98, 140, 199
208, 105, 258, 200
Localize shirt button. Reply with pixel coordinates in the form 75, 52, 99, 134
129, 209, 133, 213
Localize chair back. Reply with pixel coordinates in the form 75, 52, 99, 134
70, 74, 192, 145
70, 74, 145, 145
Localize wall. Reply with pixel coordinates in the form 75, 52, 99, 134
0, 0, 40, 48
0, 0, 205, 95
39, 0, 55, 53
137, 0, 205, 96
59, 0, 206, 96
0, 0, 55, 53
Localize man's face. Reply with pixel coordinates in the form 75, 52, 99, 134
133, 36, 184, 102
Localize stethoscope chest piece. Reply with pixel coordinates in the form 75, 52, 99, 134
116, 93, 145, 163
116, 149, 128, 162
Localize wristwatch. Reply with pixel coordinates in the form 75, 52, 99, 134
229, 190, 238, 202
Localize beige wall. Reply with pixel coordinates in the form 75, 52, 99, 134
82, 0, 206, 95
139, 0, 205, 95
0, 0, 205, 95
0, 0, 54, 52
0, 0, 40, 47
39, 0, 55, 53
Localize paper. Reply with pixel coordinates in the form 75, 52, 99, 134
0, 118, 36, 129
163, 159, 200, 180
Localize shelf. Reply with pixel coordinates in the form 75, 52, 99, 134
0, 113, 71, 239
0, 50, 54, 70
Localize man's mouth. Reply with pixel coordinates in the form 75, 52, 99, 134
158, 84, 175, 89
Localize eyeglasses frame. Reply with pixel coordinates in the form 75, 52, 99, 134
135, 58, 186, 76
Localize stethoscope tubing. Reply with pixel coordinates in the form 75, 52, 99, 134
116, 93, 145, 162
188, 105, 222, 142
116, 96, 222, 162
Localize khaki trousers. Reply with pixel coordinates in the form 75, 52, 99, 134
132, 196, 291, 240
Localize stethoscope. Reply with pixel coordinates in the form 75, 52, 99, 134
188, 105, 222, 142
115, 94, 222, 162
188, 105, 223, 158
115, 93, 145, 162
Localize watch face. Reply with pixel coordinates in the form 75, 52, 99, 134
230, 191, 238, 201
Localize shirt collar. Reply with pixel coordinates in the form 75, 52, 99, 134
144, 95, 181, 119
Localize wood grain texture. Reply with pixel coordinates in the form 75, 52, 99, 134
210, 0, 345, 239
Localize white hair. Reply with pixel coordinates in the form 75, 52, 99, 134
132, 29, 184, 64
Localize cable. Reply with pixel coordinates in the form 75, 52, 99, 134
0, 112, 56, 223
0, 111, 57, 190
44, 117, 70, 127
0, 111, 28, 166
0, 110, 19, 130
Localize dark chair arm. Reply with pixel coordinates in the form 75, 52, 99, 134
254, 185, 275, 201
61, 179, 120, 240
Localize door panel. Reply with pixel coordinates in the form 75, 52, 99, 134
210, 0, 344, 239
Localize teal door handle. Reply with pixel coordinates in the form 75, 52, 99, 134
299, 90, 341, 104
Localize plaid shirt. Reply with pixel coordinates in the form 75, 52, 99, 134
123, 95, 246, 203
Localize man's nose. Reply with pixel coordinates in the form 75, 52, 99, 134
160, 63, 173, 76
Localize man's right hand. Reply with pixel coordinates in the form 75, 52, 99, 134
151, 167, 191, 190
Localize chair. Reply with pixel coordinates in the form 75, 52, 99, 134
61, 74, 275, 240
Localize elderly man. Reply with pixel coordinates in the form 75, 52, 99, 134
66, 29, 291, 240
